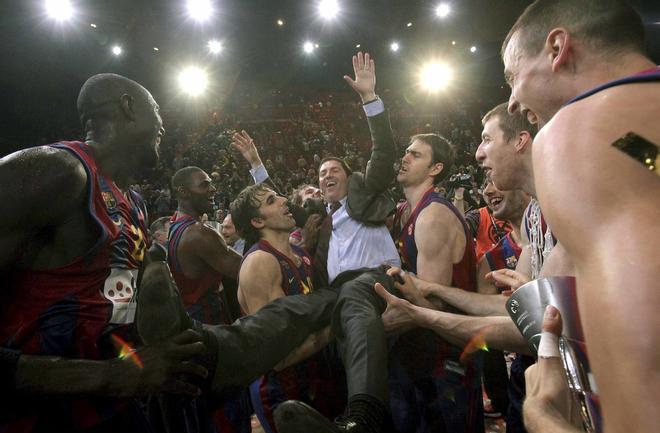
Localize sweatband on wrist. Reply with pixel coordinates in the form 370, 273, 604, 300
537, 331, 560, 358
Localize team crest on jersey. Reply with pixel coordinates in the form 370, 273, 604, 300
506, 256, 518, 269
302, 256, 311, 266
408, 224, 414, 236
102, 191, 117, 209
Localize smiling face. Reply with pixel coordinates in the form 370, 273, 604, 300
220, 214, 240, 246
184, 170, 217, 215
319, 159, 349, 204
482, 179, 530, 221
475, 116, 522, 191
397, 139, 441, 188
503, 32, 563, 127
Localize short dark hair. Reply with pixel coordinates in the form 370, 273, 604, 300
171, 166, 204, 197
482, 103, 537, 142
229, 183, 271, 247
503, 0, 646, 59
319, 157, 353, 177
410, 133, 455, 184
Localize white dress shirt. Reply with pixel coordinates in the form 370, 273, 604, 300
250, 97, 400, 284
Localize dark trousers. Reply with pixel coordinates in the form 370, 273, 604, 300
208, 288, 339, 390
330, 268, 397, 402
208, 267, 395, 403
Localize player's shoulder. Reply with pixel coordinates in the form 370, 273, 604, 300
0, 145, 87, 215
240, 249, 281, 280
416, 201, 463, 235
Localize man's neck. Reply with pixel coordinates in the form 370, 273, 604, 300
508, 215, 523, 246
86, 136, 132, 189
261, 229, 294, 258
177, 204, 202, 221
403, 181, 434, 210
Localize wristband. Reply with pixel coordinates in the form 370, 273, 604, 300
537, 331, 560, 358
0, 347, 21, 391
362, 96, 379, 105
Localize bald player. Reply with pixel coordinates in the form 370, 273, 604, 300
0, 73, 207, 432
501, 1, 659, 431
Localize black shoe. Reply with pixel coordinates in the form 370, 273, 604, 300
274, 400, 371, 433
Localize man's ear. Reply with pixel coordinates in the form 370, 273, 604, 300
250, 216, 265, 230
119, 94, 137, 121
546, 28, 571, 73
429, 162, 444, 179
515, 131, 533, 153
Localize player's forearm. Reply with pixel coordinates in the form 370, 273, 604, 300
13, 354, 124, 397
274, 326, 333, 371
420, 280, 508, 316
416, 309, 531, 354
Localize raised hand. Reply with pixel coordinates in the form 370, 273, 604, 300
343, 52, 377, 103
231, 130, 262, 168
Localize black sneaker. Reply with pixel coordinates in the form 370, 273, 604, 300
274, 400, 372, 433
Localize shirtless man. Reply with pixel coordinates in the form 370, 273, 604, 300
501, 1, 659, 431
233, 184, 342, 433
388, 133, 483, 433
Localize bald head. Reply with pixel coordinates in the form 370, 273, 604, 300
77, 73, 152, 128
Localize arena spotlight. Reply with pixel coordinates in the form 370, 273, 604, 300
277, 18, 284, 26
419, 62, 453, 92
187, 0, 213, 22
208, 39, 223, 54
112, 45, 123, 56
407, 22, 413, 27
303, 41, 315, 54
470, 45, 477, 53
45, 0, 74, 21
90, 23, 97, 28
178, 66, 208, 97
390, 42, 400, 52
318, 0, 339, 20
435, 3, 451, 18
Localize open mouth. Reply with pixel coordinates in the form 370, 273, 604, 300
490, 197, 503, 209
326, 180, 337, 188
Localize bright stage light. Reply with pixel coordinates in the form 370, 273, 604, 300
45, 0, 74, 21
390, 42, 400, 52
90, 23, 97, 28
419, 62, 453, 92
356, 44, 361, 48
112, 45, 123, 56
407, 22, 413, 27
187, 0, 213, 22
208, 39, 222, 54
178, 66, 208, 97
303, 41, 315, 54
470, 45, 477, 53
451, 40, 456, 45
277, 19, 284, 26
318, 0, 339, 20
435, 3, 451, 18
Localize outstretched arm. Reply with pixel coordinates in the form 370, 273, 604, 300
344, 52, 396, 192
376, 283, 530, 354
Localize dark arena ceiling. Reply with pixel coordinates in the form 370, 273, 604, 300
1, 0, 659, 155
